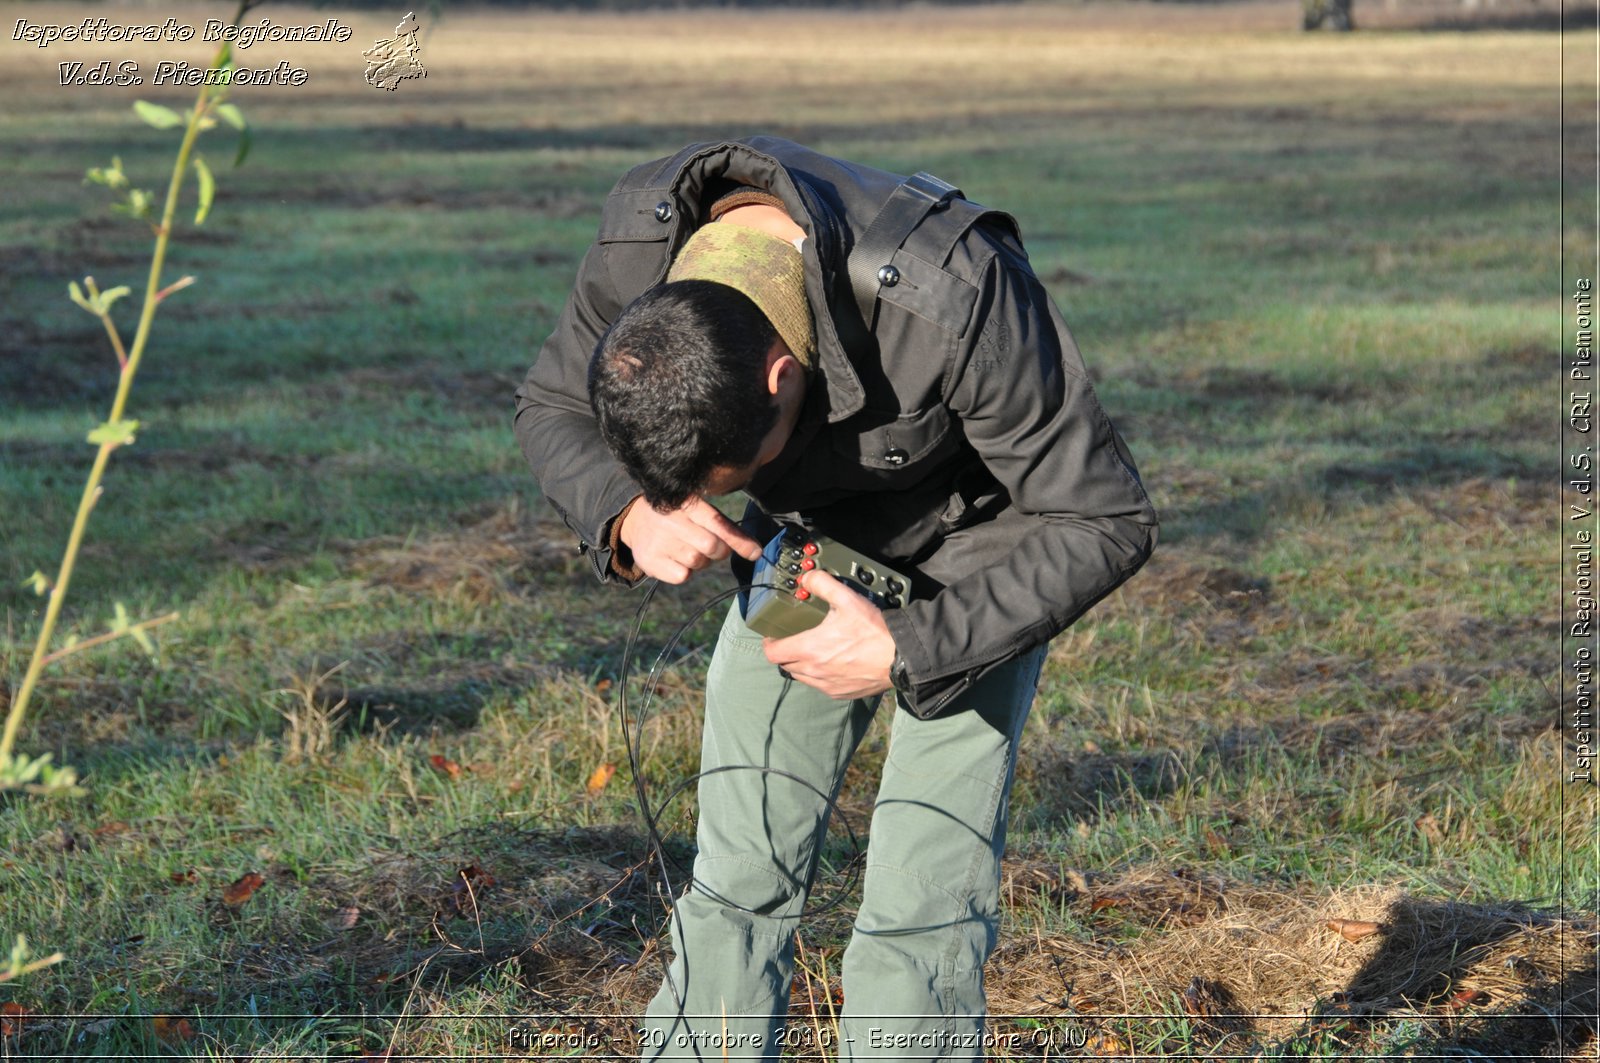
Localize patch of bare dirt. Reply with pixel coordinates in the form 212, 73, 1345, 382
1026, 746, 1189, 819
257, 179, 596, 217
1130, 362, 1368, 405
305, 363, 526, 412
1112, 555, 1274, 616
343, 503, 587, 602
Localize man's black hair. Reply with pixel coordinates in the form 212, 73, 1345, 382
589, 280, 781, 510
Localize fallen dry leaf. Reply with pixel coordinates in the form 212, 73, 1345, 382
152, 1015, 196, 1043
329, 905, 360, 931
429, 754, 463, 779
1448, 988, 1491, 1010
1, 1002, 28, 1037
170, 868, 199, 885
1325, 918, 1382, 942
1087, 1032, 1129, 1055
452, 864, 496, 915
585, 762, 616, 794
1090, 895, 1129, 913
457, 864, 493, 887
92, 821, 131, 838
1416, 812, 1445, 844
594, 678, 613, 695
221, 872, 265, 907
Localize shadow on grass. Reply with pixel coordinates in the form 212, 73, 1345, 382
1158, 443, 1546, 545
1262, 895, 1598, 1058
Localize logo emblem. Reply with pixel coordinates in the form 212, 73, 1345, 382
363, 12, 425, 91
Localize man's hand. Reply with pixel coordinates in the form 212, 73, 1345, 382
763, 569, 895, 699
617, 496, 762, 584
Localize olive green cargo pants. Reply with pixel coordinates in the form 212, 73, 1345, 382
639, 603, 1046, 1061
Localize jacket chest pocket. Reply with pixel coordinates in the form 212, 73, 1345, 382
596, 189, 679, 311
830, 404, 959, 489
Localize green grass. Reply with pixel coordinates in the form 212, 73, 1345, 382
0, 1, 1588, 1057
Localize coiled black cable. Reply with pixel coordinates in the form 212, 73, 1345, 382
616, 578, 868, 1055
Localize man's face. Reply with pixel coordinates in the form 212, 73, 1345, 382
700, 415, 788, 496
697, 341, 807, 498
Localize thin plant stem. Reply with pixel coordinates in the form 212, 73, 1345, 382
0, 951, 66, 985
0, 1, 252, 774
39, 612, 180, 668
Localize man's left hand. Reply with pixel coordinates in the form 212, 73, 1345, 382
763, 569, 895, 699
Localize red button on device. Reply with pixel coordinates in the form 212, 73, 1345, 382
801, 542, 818, 556
794, 589, 811, 601
801, 558, 816, 571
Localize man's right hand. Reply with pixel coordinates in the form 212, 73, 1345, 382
617, 496, 762, 584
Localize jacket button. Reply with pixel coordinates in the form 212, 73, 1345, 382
876, 264, 900, 287
653, 201, 673, 223
884, 447, 909, 466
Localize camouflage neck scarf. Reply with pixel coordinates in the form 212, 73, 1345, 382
667, 222, 815, 370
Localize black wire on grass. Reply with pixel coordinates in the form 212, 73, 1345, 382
616, 579, 867, 1034
619, 580, 866, 911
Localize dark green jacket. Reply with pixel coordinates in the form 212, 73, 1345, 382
514, 137, 1157, 717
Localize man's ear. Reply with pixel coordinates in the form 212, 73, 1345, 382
764, 342, 801, 399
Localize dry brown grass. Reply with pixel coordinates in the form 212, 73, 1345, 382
345, 501, 585, 604
455, 852, 1596, 1057
985, 861, 1598, 1056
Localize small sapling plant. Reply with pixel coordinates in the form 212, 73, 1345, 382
2, 3, 257, 799
2, 0, 261, 989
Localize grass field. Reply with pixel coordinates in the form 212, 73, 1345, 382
0, 0, 1592, 1057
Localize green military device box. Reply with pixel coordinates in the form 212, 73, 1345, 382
741, 525, 911, 639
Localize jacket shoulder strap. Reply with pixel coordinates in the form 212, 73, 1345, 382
847, 171, 963, 327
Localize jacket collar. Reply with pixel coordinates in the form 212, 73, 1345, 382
660, 139, 867, 423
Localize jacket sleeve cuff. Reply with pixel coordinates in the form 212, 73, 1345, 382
604, 496, 647, 583
571, 487, 646, 586
884, 607, 973, 719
